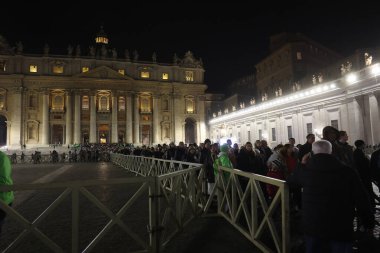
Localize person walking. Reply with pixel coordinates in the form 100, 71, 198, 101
0, 150, 14, 237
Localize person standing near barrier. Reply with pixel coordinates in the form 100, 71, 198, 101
287, 140, 374, 253
0, 150, 14, 237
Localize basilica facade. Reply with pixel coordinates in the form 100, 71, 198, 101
0, 30, 207, 148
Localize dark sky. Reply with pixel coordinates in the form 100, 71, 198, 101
2, 2, 380, 93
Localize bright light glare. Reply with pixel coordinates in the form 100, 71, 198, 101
346, 73, 357, 84
371, 64, 380, 75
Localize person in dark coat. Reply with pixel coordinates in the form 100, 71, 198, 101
298, 134, 315, 162
287, 140, 374, 253
353, 140, 377, 208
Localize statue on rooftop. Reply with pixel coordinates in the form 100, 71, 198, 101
124, 49, 130, 61
152, 52, 157, 62
67, 44, 73, 56
133, 50, 139, 61
16, 41, 23, 54
43, 43, 49, 56
75, 45, 81, 57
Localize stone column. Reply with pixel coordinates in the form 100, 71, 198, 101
198, 95, 206, 144
368, 93, 380, 145
153, 95, 160, 144
89, 92, 97, 143
8, 87, 23, 148
111, 95, 118, 143
133, 94, 140, 144
65, 91, 72, 145
173, 94, 182, 143
73, 92, 81, 144
41, 90, 50, 145
126, 93, 133, 143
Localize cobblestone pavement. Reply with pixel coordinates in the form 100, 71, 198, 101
1, 162, 379, 252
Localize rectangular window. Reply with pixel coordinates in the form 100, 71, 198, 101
82, 96, 89, 110
296, 52, 302, 60
247, 130, 251, 142
287, 125, 293, 139
306, 123, 313, 134
140, 71, 150, 78
82, 67, 89, 73
259, 129, 263, 141
238, 131, 241, 143
29, 65, 38, 73
272, 128, 276, 141
331, 120, 339, 130
162, 73, 169, 80
118, 97, 125, 111
0, 61, 6, 72
118, 69, 125, 75
53, 65, 64, 74
185, 71, 194, 82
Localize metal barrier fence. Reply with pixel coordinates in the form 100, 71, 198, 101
0, 154, 289, 253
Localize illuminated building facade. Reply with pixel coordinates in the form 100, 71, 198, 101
0, 29, 207, 148
209, 50, 380, 147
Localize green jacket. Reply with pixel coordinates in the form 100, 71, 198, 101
213, 152, 233, 180
0, 151, 14, 205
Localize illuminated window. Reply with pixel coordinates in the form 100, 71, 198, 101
287, 126, 293, 139
82, 67, 89, 73
0, 61, 6, 72
0, 93, 4, 110
82, 96, 89, 110
140, 96, 151, 112
162, 73, 169, 80
118, 69, 125, 75
306, 123, 313, 134
296, 52, 302, 60
185, 71, 194, 82
52, 95, 64, 111
95, 36, 109, 44
259, 129, 263, 141
118, 97, 125, 111
185, 97, 195, 113
331, 120, 339, 130
53, 65, 64, 74
29, 65, 38, 73
140, 71, 150, 78
272, 128, 276, 141
99, 96, 109, 111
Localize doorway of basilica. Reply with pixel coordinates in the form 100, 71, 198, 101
98, 124, 109, 144
0, 115, 7, 147
141, 125, 151, 145
185, 118, 196, 144
51, 125, 63, 145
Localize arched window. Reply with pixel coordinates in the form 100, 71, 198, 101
52, 95, 64, 111
140, 96, 151, 113
100, 96, 108, 111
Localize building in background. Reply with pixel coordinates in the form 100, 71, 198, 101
0, 27, 207, 148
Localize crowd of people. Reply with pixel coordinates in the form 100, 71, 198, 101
1, 125, 380, 251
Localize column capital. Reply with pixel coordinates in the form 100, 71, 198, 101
39, 88, 49, 95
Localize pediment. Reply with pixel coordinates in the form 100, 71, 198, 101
74, 66, 133, 80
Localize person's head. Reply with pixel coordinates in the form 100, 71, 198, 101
288, 138, 296, 146
279, 144, 292, 157
233, 143, 239, 149
306, 134, 315, 144
211, 143, 219, 153
226, 139, 232, 147
339, 131, 348, 143
312, 140, 332, 154
254, 140, 261, 148
354, 139, 365, 149
261, 140, 268, 147
322, 126, 339, 142
220, 144, 229, 153
245, 142, 253, 151
274, 144, 283, 152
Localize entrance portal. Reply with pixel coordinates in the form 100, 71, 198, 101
141, 125, 151, 145
98, 124, 109, 144
0, 115, 7, 147
51, 125, 63, 145
185, 118, 196, 144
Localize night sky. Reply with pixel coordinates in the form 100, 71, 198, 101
2, 2, 380, 93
